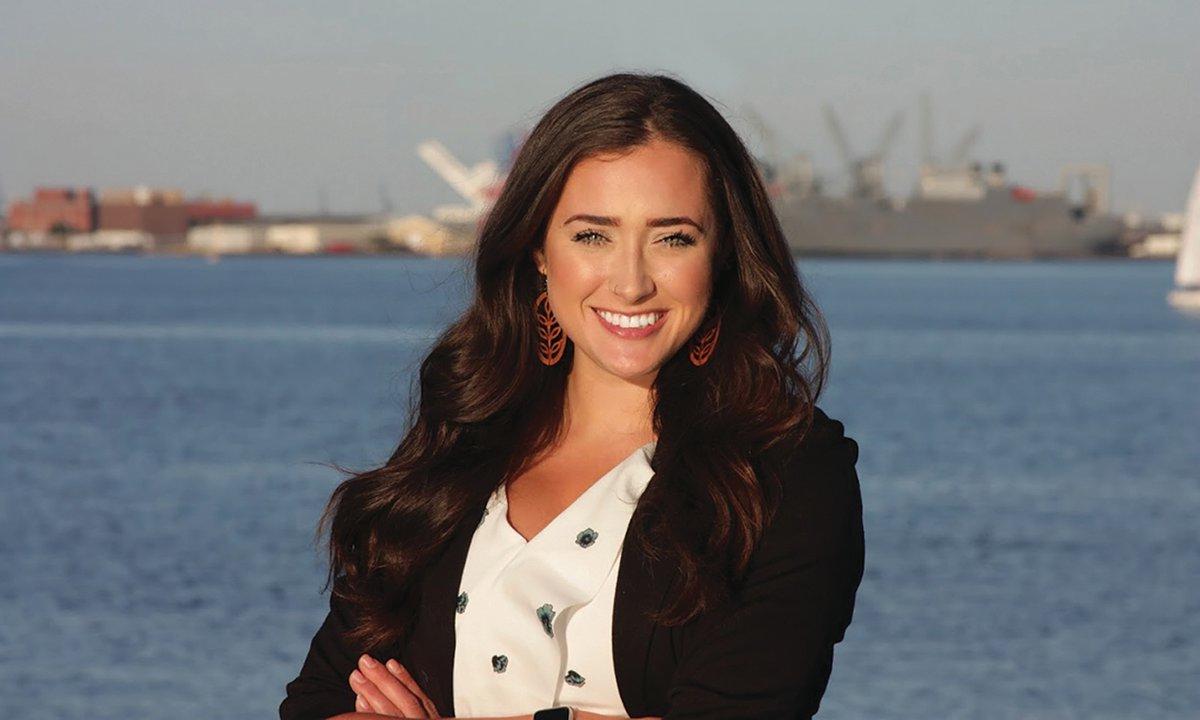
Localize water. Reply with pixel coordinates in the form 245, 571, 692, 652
1, 254, 1196, 719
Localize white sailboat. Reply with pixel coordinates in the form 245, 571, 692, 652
1168, 162, 1200, 310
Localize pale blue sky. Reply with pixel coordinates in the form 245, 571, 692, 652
2, 0, 1197, 216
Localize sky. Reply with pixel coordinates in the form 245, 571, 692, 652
2, 0, 1198, 217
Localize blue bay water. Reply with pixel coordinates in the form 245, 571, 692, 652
0, 254, 1196, 719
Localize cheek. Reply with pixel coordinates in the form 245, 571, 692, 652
664, 261, 714, 308
544, 257, 601, 319
549, 261, 602, 303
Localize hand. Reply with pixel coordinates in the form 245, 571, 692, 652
348, 653, 442, 718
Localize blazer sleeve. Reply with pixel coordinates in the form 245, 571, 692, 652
664, 432, 866, 720
278, 586, 363, 720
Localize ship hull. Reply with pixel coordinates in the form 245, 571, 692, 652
776, 188, 1126, 259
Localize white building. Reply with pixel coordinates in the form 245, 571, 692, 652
66, 230, 154, 251
188, 224, 268, 254
265, 220, 387, 254
386, 214, 476, 256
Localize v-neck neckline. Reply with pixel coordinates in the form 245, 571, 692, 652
497, 439, 656, 545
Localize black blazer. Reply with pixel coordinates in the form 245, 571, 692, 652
280, 406, 865, 720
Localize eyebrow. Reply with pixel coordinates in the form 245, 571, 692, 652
563, 213, 706, 233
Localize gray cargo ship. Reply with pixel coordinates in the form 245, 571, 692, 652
759, 102, 1128, 259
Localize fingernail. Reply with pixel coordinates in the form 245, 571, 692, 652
360, 654, 377, 668
350, 669, 364, 684
386, 659, 401, 672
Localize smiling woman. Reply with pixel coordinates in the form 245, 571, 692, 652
533, 137, 718, 381
280, 71, 864, 720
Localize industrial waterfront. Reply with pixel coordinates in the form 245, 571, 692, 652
2, 114, 1189, 262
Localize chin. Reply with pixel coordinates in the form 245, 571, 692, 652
600, 356, 665, 380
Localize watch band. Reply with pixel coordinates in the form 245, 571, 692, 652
532, 706, 574, 720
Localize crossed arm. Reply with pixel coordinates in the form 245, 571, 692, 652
276, 585, 658, 720
326, 651, 657, 720
281, 436, 864, 720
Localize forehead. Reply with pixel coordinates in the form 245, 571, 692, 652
555, 139, 711, 220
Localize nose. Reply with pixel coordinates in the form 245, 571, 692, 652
608, 242, 655, 303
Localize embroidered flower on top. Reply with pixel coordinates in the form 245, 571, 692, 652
575, 527, 599, 548
491, 654, 508, 673
535, 603, 556, 638
564, 670, 586, 686
456, 591, 468, 614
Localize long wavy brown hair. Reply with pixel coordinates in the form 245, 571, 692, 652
316, 71, 831, 653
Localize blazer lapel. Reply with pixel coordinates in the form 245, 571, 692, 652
399, 503, 484, 719
612, 511, 679, 719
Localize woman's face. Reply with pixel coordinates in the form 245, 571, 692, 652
533, 136, 717, 382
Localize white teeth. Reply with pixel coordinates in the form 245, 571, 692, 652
597, 310, 662, 328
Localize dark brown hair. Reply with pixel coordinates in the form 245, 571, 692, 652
317, 71, 831, 652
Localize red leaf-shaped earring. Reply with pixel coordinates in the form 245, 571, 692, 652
688, 315, 721, 367
535, 288, 565, 366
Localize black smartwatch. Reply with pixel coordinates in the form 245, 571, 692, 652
532, 707, 575, 720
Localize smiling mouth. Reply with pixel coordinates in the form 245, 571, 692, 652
592, 307, 669, 338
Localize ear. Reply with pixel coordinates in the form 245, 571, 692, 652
532, 246, 547, 275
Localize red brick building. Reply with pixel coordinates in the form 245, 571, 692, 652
98, 187, 189, 239
7, 187, 96, 233
186, 198, 257, 224
6, 185, 258, 246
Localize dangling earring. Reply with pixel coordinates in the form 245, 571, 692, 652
688, 315, 721, 367
534, 275, 565, 366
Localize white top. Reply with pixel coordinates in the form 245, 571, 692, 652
452, 439, 657, 718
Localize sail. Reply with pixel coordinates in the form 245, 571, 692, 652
1175, 162, 1200, 288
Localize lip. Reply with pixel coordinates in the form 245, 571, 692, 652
592, 307, 669, 339
592, 306, 669, 314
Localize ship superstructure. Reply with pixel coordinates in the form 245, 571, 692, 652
767, 97, 1126, 258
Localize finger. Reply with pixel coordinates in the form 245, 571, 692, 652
358, 654, 422, 716
356, 693, 372, 713
349, 668, 403, 716
358, 654, 424, 717
387, 659, 439, 718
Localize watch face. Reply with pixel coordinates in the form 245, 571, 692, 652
533, 707, 570, 720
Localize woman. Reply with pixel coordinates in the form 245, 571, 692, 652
280, 72, 865, 720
